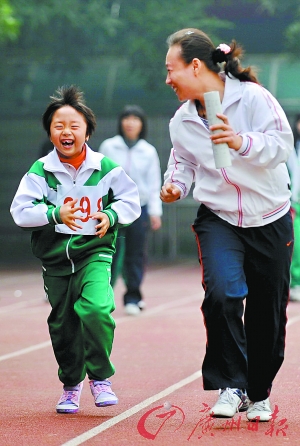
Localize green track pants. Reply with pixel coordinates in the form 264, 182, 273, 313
44, 261, 116, 386
291, 203, 300, 288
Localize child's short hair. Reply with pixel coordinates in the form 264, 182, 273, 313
42, 85, 97, 137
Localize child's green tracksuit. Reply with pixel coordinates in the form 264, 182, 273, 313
10, 146, 141, 386
287, 148, 300, 289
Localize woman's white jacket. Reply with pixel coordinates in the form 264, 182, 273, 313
164, 74, 294, 227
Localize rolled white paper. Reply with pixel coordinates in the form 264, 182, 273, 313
204, 91, 232, 169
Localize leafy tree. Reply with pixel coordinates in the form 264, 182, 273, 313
1, 0, 299, 115
1, 0, 119, 109
0, 0, 20, 41
106, 0, 232, 89
6, 0, 118, 69
2, 0, 231, 90
257, 0, 300, 54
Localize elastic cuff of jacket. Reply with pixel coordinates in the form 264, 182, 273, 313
238, 135, 250, 155
47, 206, 63, 225
101, 209, 118, 227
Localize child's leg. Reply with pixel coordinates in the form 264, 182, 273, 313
73, 261, 116, 381
45, 274, 86, 386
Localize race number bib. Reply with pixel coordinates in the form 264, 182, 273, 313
55, 184, 103, 235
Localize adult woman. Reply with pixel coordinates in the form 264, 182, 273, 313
100, 105, 162, 315
160, 28, 293, 421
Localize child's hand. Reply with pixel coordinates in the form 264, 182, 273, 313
90, 212, 110, 238
59, 199, 83, 231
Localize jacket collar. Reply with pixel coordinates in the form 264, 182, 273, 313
222, 74, 243, 111
114, 135, 144, 149
43, 144, 103, 173
182, 74, 242, 117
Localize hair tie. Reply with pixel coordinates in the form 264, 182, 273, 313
212, 43, 231, 64
216, 43, 231, 54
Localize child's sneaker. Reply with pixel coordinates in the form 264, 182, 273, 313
56, 382, 83, 414
89, 380, 118, 407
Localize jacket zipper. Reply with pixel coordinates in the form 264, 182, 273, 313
66, 235, 75, 273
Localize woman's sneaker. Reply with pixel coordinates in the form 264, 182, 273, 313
89, 380, 118, 407
210, 388, 249, 418
56, 382, 83, 414
125, 303, 141, 316
246, 398, 272, 421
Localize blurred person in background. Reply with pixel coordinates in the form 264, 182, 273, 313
287, 114, 300, 301
99, 105, 162, 316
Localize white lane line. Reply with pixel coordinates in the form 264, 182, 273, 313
0, 297, 298, 363
0, 294, 200, 362
59, 310, 300, 446
115, 294, 200, 324
60, 370, 202, 446
0, 298, 45, 313
0, 292, 200, 316
287, 314, 300, 327
0, 274, 43, 287
0, 341, 51, 362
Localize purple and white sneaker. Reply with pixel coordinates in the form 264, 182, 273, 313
89, 380, 118, 407
56, 382, 83, 414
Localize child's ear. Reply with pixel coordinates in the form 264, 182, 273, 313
85, 135, 90, 142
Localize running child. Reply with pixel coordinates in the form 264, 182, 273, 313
10, 85, 141, 413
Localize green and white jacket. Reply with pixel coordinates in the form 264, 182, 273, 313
10, 145, 141, 275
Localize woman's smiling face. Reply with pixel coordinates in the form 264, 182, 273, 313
50, 105, 88, 158
165, 45, 197, 102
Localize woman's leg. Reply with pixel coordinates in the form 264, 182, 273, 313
193, 206, 248, 390
243, 211, 293, 402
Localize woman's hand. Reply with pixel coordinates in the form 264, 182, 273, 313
160, 183, 181, 203
210, 113, 243, 151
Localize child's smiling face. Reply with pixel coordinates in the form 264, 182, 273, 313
50, 105, 89, 159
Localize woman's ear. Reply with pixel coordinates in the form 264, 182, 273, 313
192, 58, 202, 75
85, 135, 90, 142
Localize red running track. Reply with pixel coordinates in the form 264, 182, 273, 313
0, 261, 300, 446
